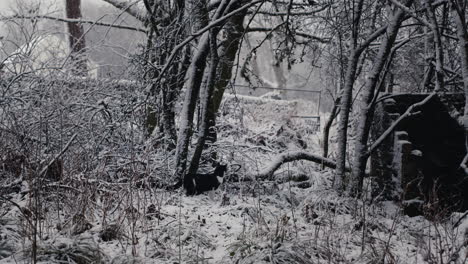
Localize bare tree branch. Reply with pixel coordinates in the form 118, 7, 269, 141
246, 27, 330, 43
388, 0, 433, 28
155, 0, 262, 84
101, 0, 147, 22
2, 15, 147, 33
357, 25, 392, 53
367, 92, 437, 157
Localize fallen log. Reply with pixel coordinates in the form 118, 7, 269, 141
256, 151, 349, 180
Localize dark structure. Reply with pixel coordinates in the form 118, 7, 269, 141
370, 93, 467, 216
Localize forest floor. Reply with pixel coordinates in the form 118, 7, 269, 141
1, 93, 467, 263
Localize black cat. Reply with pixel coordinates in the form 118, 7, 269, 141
184, 164, 227, 195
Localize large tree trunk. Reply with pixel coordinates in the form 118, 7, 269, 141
424, 0, 445, 91
160, 78, 179, 149
174, 34, 210, 178
335, 49, 361, 192
65, 0, 87, 76
334, 0, 365, 192
322, 98, 340, 160
205, 10, 247, 145
174, 0, 231, 179
348, 3, 410, 197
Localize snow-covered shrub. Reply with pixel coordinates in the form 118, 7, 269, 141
0, 241, 14, 260
30, 238, 106, 263
226, 240, 314, 264
110, 255, 144, 264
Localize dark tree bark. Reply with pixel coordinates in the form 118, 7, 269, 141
188, 29, 219, 174
334, 0, 366, 192
422, 25, 435, 91
174, 0, 232, 180
322, 97, 340, 160
424, 0, 445, 91
206, 10, 247, 145
65, 0, 87, 76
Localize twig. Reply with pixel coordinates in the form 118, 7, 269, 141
2, 15, 147, 33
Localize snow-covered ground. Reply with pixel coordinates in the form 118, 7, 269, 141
1, 90, 467, 263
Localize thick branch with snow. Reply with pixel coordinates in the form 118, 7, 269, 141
101, 0, 147, 21
256, 151, 347, 180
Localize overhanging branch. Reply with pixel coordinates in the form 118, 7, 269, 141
366, 92, 437, 157
2, 15, 147, 33
246, 26, 330, 43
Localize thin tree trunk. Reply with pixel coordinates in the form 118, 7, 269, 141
386, 71, 394, 93
425, 0, 445, 91
188, 30, 219, 174
423, 25, 435, 91
272, 59, 287, 89
244, 35, 263, 84
335, 49, 361, 192
161, 81, 178, 149
65, 0, 87, 76
322, 98, 340, 159
160, 1, 187, 149
334, 0, 365, 192
174, 34, 210, 178
144, 1, 185, 144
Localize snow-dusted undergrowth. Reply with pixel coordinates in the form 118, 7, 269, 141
0, 78, 467, 263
